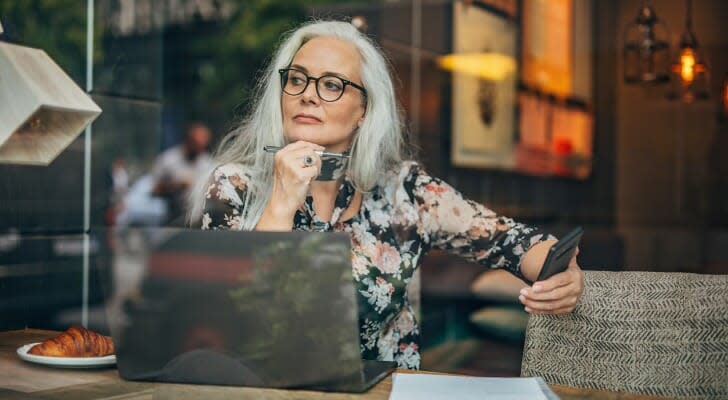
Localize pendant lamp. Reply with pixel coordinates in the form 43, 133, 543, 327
668, 0, 710, 102
623, 2, 671, 84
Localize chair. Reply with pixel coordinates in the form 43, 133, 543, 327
521, 271, 728, 399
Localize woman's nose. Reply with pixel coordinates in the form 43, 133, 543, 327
300, 79, 320, 104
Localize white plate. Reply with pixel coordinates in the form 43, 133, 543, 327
17, 343, 116, 368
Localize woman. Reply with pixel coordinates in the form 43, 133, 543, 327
190, 20, 583, 370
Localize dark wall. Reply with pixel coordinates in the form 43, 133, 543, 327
614, 0, 728, 272
616, 0, 728, 228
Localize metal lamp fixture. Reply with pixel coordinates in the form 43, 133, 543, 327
0, 18, 101, 165
623, 2, 671, 84
668, 0, 709, 102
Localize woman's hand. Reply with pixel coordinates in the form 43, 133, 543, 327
518, 251, 584, 315
256, 141, 323, 231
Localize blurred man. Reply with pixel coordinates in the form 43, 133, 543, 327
151, 122, 212, 226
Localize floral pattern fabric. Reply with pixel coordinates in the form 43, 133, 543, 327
201, 161, 553, 370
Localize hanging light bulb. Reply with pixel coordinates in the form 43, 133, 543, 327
623, 2, 671, 84
668, 0, 709, 102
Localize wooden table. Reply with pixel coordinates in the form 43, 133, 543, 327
0, 330, 671, 400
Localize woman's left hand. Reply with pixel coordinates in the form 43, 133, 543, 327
518, 254, 584, 315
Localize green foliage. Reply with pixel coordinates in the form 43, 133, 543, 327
188, 0, 367, 124
0, 0, 103, 86
1, 0, 370, 130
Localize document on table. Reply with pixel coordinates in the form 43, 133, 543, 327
389, 373, 560, 400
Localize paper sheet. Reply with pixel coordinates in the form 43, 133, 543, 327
389, 373, 559, 400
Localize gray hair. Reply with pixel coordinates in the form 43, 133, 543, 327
188, 20, 409, 229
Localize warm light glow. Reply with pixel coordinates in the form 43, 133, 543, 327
437, 53, 517, 81
679, 48, 696, 83
723, 81, 728, 113
672, 47, 707, 85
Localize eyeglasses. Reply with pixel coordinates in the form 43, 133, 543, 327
278, 68, 367, 102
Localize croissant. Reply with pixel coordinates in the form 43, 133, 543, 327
28, 326, 115, 357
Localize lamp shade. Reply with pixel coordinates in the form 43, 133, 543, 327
0, 41, 101, 165
623, 4, 670, 84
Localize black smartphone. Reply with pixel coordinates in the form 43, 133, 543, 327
536, 227, 583, 282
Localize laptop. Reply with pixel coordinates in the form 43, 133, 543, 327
106, 228, 395, 392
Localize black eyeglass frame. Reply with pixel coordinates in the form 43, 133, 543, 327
278, 68, 367, 102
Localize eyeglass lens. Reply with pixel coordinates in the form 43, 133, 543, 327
282, 69, 346, 102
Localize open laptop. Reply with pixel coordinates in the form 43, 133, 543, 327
106, 229, 395, 392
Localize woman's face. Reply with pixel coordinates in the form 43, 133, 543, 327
281, 36, 366, 153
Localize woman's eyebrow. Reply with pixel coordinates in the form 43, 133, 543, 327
289, 64, 309, 73
290, 64, 350, 79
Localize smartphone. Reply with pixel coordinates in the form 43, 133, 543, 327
536, 227, 583, 282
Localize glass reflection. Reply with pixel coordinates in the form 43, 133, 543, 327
0, 232, 111, 331
107, 229, 366, 388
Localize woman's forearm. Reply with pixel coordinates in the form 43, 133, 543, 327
519, 239, 557, 282
255, 200, 295, 231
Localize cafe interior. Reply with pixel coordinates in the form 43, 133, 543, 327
0, 0, 727, 399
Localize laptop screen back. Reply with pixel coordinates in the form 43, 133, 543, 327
108, 229, 364, 388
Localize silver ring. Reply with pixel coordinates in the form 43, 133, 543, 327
303, 155, 314, 167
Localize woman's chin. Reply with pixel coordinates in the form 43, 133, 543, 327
285, 135, 322, 145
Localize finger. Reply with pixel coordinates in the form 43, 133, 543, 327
302, 154, 315, 167
527, 264, 581, 296
565, 263, 584, 293
530, 268, 573, 293
276, 141, 306, 155
519, 294, 578, 312
286, 146, 321, 160
291, 151, 321, 180
277, 142, 315, 160
275, 142, 322, 161
569, 249, 580, 267
525, 305, 575, 315
279, 148, 322, 170
522, 299, 576, 314
300, 158, 321, 179
521, 283, 574, 301
296, 150, 322, 170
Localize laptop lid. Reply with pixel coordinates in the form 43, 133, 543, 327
108, 229, 374, 389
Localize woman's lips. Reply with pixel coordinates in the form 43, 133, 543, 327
293, 114, 322, 124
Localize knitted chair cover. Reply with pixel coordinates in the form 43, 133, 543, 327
521, 271, 728, 399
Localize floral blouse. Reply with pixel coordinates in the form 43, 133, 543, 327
201, 161, 552, 370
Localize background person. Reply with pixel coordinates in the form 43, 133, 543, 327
152, 122, 212, 225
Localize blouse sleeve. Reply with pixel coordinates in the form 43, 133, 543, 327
200, 164, 250, 230
405, 163, 554, 280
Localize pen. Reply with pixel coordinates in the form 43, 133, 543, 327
263, 145, 350, 159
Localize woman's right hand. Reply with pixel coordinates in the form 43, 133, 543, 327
256, 141, 323, 230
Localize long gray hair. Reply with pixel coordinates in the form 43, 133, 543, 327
188, 20, 409, 229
